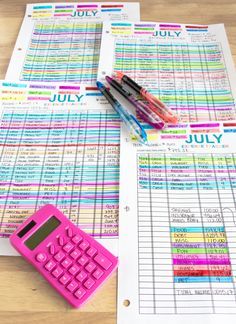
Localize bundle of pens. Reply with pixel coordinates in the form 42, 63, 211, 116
96, 72, 178, 144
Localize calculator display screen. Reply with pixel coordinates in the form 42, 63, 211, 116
25, 216, 61, 250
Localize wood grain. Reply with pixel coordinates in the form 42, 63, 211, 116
0, 0, 236, 323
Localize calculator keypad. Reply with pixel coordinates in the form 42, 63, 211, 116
84, 278, 95, 289
10, 204, 118, 308
76, 270, 87, 283
45, 259, 56, 271
67, 228, 73, 238
61, 257, 73, 269
72, 234, 82, 244
94, 253, 112, 270
74, 287, 86, 300
85, 262, 96, 273
54, 251, 66, 262
70, 248, 81, 260
34, 226, 116, 306
63, 242, 74, 253
36, 252, 47, 263
49, 244, 56, 255
87, 247, 97, 258
59, 273, 71, 285
66, 280, 78, 292
68, 264, 80, 276
78, 255, 89, 266
92, 268, 104, 280
52, 266, 63, 278
79, 240, 90, 251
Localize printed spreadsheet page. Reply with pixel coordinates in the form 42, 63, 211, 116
98, 21, 236, 123
118, 122, 236, 323
5, 2, 140, 84
0, 81, 120, 256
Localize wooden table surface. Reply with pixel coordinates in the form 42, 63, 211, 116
0, 0, 236, 323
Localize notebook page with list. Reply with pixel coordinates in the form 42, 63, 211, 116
5, 2, 140, 83
118, 124, 236, 323
0, 81, 120, 256
98, 21, 236, 123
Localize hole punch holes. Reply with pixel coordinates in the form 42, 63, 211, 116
123, 299, 130, 307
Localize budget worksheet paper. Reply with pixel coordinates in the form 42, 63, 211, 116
5, 3, 140, 83
0, 81, 120, 255
118, 123, 236, 323
98, 21, 236, 122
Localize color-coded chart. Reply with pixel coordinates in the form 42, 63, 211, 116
98, 22, 236, 124
137, 153, 236, 314
6, 3, 140, 83
0, 109, 120, 239
114, 40, 235, 122
21, 21, 102, 83
171, 227, 231, 282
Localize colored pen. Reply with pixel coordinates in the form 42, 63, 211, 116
115, 71, 178, 124
105, 76, 165, 130
96, 81, 148, 144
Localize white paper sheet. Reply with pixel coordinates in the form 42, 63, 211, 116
5, 3, 140, 84
98, 21, 236, 123
0, 81, 120, 255
118, 121, 236, 322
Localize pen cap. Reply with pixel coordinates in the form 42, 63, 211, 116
116, 72, 142, 93
106, 76, 131, 97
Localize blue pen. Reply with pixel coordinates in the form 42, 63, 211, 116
96, 81, 148, 144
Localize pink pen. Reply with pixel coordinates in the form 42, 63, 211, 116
115, 71, 178, 124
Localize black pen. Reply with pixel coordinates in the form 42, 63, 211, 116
96, 81, 148, 144
105, 76, 165, 130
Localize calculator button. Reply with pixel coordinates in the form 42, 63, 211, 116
67, 227, 73, 238
59, 273, 71, 285
79, 240, 90, 251
94, 253, 112, 270
74, 287, 86, 300
92, 268, 104, 280
70, 248, 81, 260
52, 266, 63, 278
49, 244, 55, 255
63, 242, 74, 253
68, 264, 80, 276
72, 234, 82, 244
84, 278, 95, 290
76, 270, 87, 283
58, 236, 65, 246
61, 257, 73, 269
85, 262, 96, 273
66, 280, 79, 293
44, 259, 57, 272
78, 255, 89, 266
54, 251, 66, 262
36, 252, 47, 263
87, 247, 97, 258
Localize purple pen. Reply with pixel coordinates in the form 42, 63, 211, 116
105, 76, 165, 130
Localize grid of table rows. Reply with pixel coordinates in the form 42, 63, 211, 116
114, 40, 235, 122
0, 109, 120, 238
21, 21, 102, 83
137, 153, 236, 314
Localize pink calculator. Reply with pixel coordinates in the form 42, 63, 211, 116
10, 204, 118, 308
